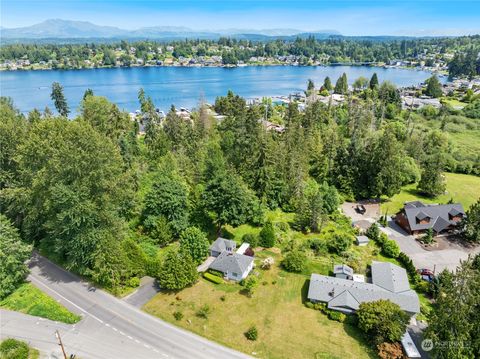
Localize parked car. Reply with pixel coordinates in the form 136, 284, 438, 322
417, 268, 435, 282
355, 204, 366, 215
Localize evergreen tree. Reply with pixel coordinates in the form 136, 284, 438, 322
334, 73, 348, 94
50, 82, 69, 117
258, 221, 276, 248
157, 248, 198, 291
417, 155, 446, 197
82, 88, 94, 100
461, 198, 480, 243
323, 76, 333, 91
369, 73, 379, 90
425, 75, 443, 98
179, 227, 209, 264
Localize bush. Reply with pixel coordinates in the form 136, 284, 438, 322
308, 238, 327, 255
203, 272, 223, 284
327, 233, 352, 254
366, 223, 380, 241
0, 338, 29, 359
220, 295, 226, 301
357, 300, 409, 344
382, 240, 400, 258
173, 311, 184, 321
327, 310, 346, 322
398, 252, 419, 283
259, 221, 276, 248
127, 276, 140, 288
242, 233, 258, 247
282, 249, 307, 273
243, 276, 258, 297
244, 326, 258, 341
305, 301, 314, 309
261, 257, 275, 270
196, 304, 211, 319
207, 268, 224, 277
377, 342, 405, 359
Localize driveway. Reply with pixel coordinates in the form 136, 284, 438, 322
123, 276, 160, 308
197, 256, 215, 272
382, 220, 480, 272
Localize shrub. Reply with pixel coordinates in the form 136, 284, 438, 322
327, 310, 346, 322
127, 276, 140, 288
357, 300, 409, 344
203, 272, 223, 284
196, 304, 211, 319
282, 249, 307, 272
259, 221, 276, 248
305, 301, 314, 309
0, 338, 29, 359
366, 223, 380, 241
382, 240, 400, 258
243, 276, 258, 297
377, 342, 405, 359
275, 221, 290, 232
327, 233, 352, 254
244, 326, 258, 341
207, 268, 224, 277
398, 252, 419, 283
308, 238, 327, 255
220, 295, 226, 301
173, 311, 184, 321
261, 257, 275, 270
242, 233, 258, 247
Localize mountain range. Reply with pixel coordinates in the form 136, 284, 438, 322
0, 19, 340, 41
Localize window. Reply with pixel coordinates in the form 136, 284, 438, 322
232, 272, 238, 277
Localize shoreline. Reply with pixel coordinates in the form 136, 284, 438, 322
0, 62, 442, 73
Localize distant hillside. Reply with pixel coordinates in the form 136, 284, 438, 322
0, 19, 340, 41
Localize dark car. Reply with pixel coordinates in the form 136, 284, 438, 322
355, 204, 366, 215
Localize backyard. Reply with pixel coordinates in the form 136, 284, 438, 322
380, 172, 480, 215
143, 210, 419, 359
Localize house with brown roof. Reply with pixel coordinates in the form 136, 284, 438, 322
394, 201, 465, 235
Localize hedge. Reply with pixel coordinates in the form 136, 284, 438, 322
203, 272, 223, 284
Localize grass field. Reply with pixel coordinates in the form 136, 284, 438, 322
144, 250, 376, 359
381, 172, 480, 215
0, 283, 81, 324
0, 339, 40, 359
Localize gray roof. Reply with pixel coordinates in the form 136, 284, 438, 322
371, 261, 411, 293
334, 264, 354, 276
356, 235, 370, 244
209, 251, 253, 275
210, 237, 236, 253
308, 261, 420, 314
402, 202, 465, 232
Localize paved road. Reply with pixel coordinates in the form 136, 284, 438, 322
1, 253, 251, 359
382, 221, 480, 272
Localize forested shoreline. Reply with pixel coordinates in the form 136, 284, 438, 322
1, 35, 480, 77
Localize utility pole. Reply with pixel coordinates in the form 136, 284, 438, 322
55, 330, 67, 359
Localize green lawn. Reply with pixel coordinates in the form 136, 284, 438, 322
0, 283, 81, 324
381, 172, 480, 215
144, 250, 376, 359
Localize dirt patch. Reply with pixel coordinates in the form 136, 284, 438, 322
342, 201, 381, 222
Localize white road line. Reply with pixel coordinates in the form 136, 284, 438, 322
127, 336, 133, 340
144, 344, 151, 349
119, 331, 125, 335
112, 327, 118, 332
135, 339, 140, 343
162, 354, 169, 358
105, 323, 111, 327
153, 349, 159, 353
29, 275, 104, 324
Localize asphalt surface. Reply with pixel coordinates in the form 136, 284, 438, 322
382, 220, 480, 272
0, 253, 251, 359
123, 276, 161, 308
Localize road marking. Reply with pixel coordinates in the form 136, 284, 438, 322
119, 331, 125, 335
127, 336, 133, 340
29, 275, 104, 324
112, 327, 118, 332
144, 344, 151, 349
162, 354, 169, 357
135, 339, 140, 343
105, 323, 110, 327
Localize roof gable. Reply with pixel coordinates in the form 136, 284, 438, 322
371, 261, 411, 293
403, 203, 465, 231
210, 237, 236, 253
209, 252, 253, 274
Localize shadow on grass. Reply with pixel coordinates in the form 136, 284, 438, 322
342, 321, 378, 359
301, 279, 310, 303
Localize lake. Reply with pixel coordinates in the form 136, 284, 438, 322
0, 66, 443, 114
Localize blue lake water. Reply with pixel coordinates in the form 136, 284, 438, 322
0, 66, 443, 114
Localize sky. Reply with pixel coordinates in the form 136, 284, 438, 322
1, 0, 480, 36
